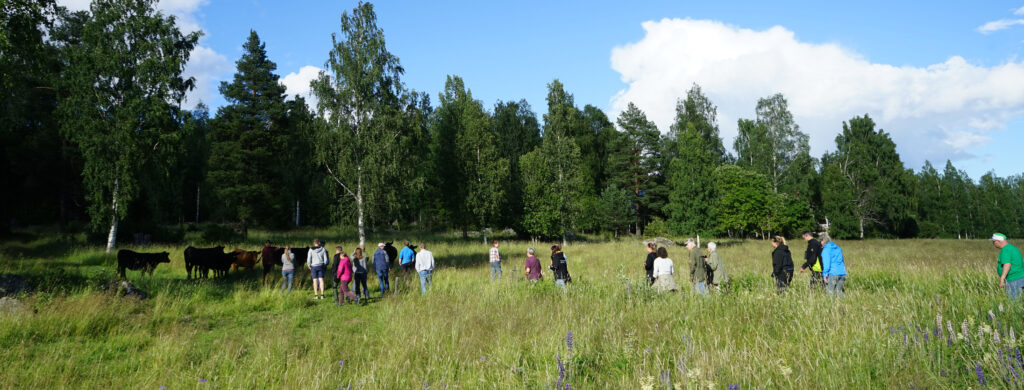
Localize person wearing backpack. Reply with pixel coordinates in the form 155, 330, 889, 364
799, 231, 825, 290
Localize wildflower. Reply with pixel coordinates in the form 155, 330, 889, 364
916, 324, 922, 334
948, 321, 955, 338
339, 360, 345, 368
996, 329, 1003, 345
199, 378, 207, 383
686, 368, 701, 380
566, 331, 574, 351
924, 330, 930, 344
990, 310, 997, 322
660, 369, 669, 383
940, 369, 947, 377
728, 385, 740, 390
640, 376, 655, 390
1017, 348, 1023, 366
977, 363, 987, 386
556, 353, 566, 389
889, 326, 895, 334
705, 380, 715, 390
160, 387, 166, 390
963, 320, 971, 343
948, 336, 954, 347
645, 348, 652, 355
936, 313, 943, 334
480, 356, 486, 362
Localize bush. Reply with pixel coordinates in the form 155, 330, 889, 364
643, 217, 669, 238
197, 223, 243, 244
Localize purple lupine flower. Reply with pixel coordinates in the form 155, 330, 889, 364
989, 310, 996, 322
199, 378, 207, 383
645, 348, 651, 354
940, 369, 947, 377
160, 387, 167, 390
936, 313, 943, 335
1008, 358, 1021, 380
924, 331, 930, 344
660, 369, 669, 383
556, 353, 566, 389
480, 356, 486, 362
933, 326, 940, 338
348, 386, 353, 390
947, 336, 954, 347
1017, 348, 1023, 367
889, 326, 895, 334
977, 363, 987, 386
916, 324, 922, 334
728, 385, 740, 390
566, 331, 574, 351
339, 360, 345, 368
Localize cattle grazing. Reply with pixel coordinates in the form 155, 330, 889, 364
184, 246, 232, 279
230, 249, 259, 272
384, 242, 398, 269
117, 250, 170, 279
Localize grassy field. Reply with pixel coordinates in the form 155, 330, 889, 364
0, 230, 1018, 389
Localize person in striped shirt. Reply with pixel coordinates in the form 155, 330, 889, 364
489, 240, 502, 280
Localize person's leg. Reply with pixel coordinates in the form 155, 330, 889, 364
555, 279, 566, 289
496, 261, 502, 279
419, 271, 427, 295
826, 276, 836, 297
281, 271, 287, 292
287, 271, 294, 293
490, 262, 498, 280
359, 274, 369, 299
426, 271, 432, 291
835, 276, 846, 298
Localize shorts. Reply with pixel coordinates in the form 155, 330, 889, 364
311, 265, 325, 279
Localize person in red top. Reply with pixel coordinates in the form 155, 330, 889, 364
524, 247, 542, 282
336, 251, 358, 305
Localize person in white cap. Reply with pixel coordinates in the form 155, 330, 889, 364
373, 242, 391, 296
993, 233, 1024, 300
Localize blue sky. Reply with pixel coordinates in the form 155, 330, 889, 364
60, 0, 1024, 180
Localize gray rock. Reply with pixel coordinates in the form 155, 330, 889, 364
0, 274, 32, 297
643, 237, 676, 247
0, 297, 27, 315
105, 279, 148, 300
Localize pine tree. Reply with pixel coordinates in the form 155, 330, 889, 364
606, 103, 661, 235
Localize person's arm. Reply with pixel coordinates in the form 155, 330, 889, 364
1001, 263, 1012, 288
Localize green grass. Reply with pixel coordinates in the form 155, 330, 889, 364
0, 231, 1019, 389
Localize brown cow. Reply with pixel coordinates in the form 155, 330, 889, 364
230, 249, 259, 272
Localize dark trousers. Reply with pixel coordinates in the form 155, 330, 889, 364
809, 271, 825, 290
353, 273, 369, 299
775, 270, 793, 293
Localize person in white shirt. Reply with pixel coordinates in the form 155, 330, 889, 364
652, 247, 679, 293
415, 242, 436, 295
489, 240, 501, 280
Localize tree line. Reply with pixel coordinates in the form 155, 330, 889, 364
3, 0, 1023, 251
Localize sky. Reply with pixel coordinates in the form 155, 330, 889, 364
57, 0, 1024, 180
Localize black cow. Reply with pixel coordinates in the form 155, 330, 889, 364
184, 246, 232, 279
384, 242, 398, 269
117, 249, 170, 279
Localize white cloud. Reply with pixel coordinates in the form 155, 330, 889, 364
57, 0, 206, 32
1015, 5, 1024, 15
978, 19, 1024, 34
280, 65, 324, 105
609, 18, 1024, 168
181, 45, 231, 109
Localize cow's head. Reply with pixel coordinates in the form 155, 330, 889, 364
159, 252, 170, 263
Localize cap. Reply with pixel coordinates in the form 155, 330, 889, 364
992, 233, 1008, 241
377, 242, 385, 247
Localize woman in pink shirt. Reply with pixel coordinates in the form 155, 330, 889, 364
336, 251, 359, 305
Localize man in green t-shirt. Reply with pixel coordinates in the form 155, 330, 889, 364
992, 233, 1024, 300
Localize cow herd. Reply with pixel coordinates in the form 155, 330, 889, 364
116, 244, 332, 281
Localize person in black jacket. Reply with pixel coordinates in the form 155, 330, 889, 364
799, 231, 825, 290
770, 236, 794, 293
551, 244, 570, 288
644, 242, 657, 285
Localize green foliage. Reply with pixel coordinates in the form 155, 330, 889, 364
492, 99, 540, 231
734, 94, 813, 195
56, 0, 200, 250
664, 86, 724, 236
821, 115, 915, 238
598, 185, 635, 237
711, 165, 772, 237
606, 103, 662, 235
520, 133, 587, 239
641, 217, 669, 238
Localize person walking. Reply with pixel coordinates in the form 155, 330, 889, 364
819, 233, 847, 298
550, 244, 570, 288
352, 247, 370, 300
651, 247, 679, 293
525, 247, 542, 283
992, 233, 1024, 300
687, 238, 708, 296
280, 244, 295, 293
399, 241, 416, 273
489, 240, 502, 280
373, 242, 391, 296
307, 239, 329, 300
771, 236, 795, 294
705, 242, 728, 292
799, 231, 825, 290
331, 246, 343, 302
336, 251, 358, 305
644, 242, 657, 286
415, 242, 435, 295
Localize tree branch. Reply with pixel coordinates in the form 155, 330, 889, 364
324, 164, 356, 199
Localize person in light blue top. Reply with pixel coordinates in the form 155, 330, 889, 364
820, 233, 847, 298
398, 241, 416, 272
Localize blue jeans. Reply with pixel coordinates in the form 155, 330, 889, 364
491, 262, 502, 280
377, 270, 390, 295
826, 275, 847, 298
555, 279, 566, 289
353, 273, 369, 299
1006, 277, 1024, 300
280, 270, 294, 293
419, 270, 432, 295
694, 281, 708, 296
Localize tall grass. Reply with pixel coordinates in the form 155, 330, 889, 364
0, 233, 1016, 389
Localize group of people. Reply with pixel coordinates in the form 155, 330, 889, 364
643, 231, 849, 298
253, 231, 1024, 304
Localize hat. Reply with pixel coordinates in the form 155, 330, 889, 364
377, 242, 385, 247
992, 233, 1008, 241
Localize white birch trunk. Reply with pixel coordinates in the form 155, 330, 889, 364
106, 179, 120, 253
356, 170, 366, 249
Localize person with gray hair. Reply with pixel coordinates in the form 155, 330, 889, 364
524, 247, 542, 282
991, 233, 1024, 299
704, 242, 728, 291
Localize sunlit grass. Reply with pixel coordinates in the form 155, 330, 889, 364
0, 232, 1017, 388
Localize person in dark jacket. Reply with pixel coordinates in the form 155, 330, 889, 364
799, 231, 825, 290
644, 242, 657, 286
770, 236, 795, 293
373, 242, 391, 296
550, 244, 570, 289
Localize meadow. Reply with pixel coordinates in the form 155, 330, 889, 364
0, 230, 1017, 389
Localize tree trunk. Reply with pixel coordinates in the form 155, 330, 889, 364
356, 171, 365, 249
295, 199, 301, 227
859, 217, 865, 239
562, 232, 567, 248
482, 227, 487, 244
195, 184, 200, 224
105, 179, 120, 253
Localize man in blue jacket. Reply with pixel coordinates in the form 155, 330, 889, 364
373, 242, 391, 296
399, 241, 416, 272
